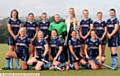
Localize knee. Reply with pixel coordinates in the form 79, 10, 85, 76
27, 60, 32, 65
5, 51, 11, 58
74, 66, 79, 70
91, 65, 98, 70
35, 66, 41, 71
21, 62, 27, 70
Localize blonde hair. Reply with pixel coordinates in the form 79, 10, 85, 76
82, 9, 89, 13
36, 30, 44, 39
19, 27, 26, 33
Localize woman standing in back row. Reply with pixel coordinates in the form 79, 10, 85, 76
65, 8, 78, 70
93, 11, 107, 61
106, 9, 119, 70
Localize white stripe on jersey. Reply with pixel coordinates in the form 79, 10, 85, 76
96, 27, 104, 30
107, 25, 114, 27
11, 25, 19, 27
74, 45, 81, 48
16, 43, 27, 47
82, 24, 89, 27
40, 27, 48, 29
27, 27, 36, 30
35, 46, 43, 49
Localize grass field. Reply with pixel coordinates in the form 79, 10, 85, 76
0, 44, 120, 76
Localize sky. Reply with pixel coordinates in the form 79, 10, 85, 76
0, 0, 120, 19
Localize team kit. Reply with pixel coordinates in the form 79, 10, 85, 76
2, 8, 120, 71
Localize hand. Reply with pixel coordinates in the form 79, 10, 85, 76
75, 57, 79, 61
13, 35, 17, 40
59, 35, 62, 38
109, 34, 112, 39
86, 55, 89, 59
82, 36, 87, 40
99, 38, 103, 41
31, 38, 34, 42
107, 33, 112, 39
53, 57, 57, 61
45, 35, 49, 39
96, 56, 102, 63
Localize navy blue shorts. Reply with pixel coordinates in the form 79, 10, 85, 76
108, 35, 119, 47
70, 49, 82, 62
101, 37, 107, 45
57, 54, 65, 63
8, 36, 16, 46
88, 49, 99, 60
80, 36, 90, 44
16, 48, 29, 61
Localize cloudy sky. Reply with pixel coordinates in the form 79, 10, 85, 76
0, 0, 120, 19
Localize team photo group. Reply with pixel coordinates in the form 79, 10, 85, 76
2, 8, 120, 71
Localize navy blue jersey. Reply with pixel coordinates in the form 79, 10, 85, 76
68, 38, 81, 52
32, 39, 48, 57
80, 18, 93, 36
94, 21, 106, 37
85, 38, 101, 50
24, 21, 38, 39
85, 38, 101, 58
50, 37, 63, 57
38, 21, 50, 37
8, 18, 21, 35
69, 38, 81, 62
106, 18, 119, 34
106, 18, 120, 47
16, 36, 30, 53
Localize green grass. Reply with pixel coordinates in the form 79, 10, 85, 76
0, 43, 120, 76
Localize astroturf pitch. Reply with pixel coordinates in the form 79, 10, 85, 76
0, 44, 120, 76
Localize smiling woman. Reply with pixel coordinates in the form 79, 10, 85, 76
1, 0, 120, 75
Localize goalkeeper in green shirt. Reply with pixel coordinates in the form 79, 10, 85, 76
48, 14, 67, 39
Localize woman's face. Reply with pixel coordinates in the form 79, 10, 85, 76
83, 11, 89, 18
54, 15, 60, 22
20, 29, 26, 37
11, 11, 17, 19
69, 8, 74, 16
41, 14, 47, 20
97, 13, 102, 20
37, 32, 43, 39
91, 31, 96, 39
71, 31, 77, 38
51, 30, 57, 38
28, 15, 34, 21
109, 11, 116, 18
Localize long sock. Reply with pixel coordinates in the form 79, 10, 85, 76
5, 58, 10, 68
111, 53, 118, 66
58, 63, 66, 68
10, 58, 13, 69
16, 58, 20, 69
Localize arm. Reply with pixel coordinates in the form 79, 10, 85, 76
69, 45, 78, 59
54, 46, 63, 61
16, 23, 23, 37
84, 23, 93, 38
43, 44, 49, 56
84, 44, 89, 59
101, 26, 107, 40
110, 24, 119, 37
98, 44, 102, 57
32, 27, 39, 41
79, 25, 84, 38
49, 48, 53, 61
90, 23, 94, 30
7, 24, 16, 39
97, 44, 102, 63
